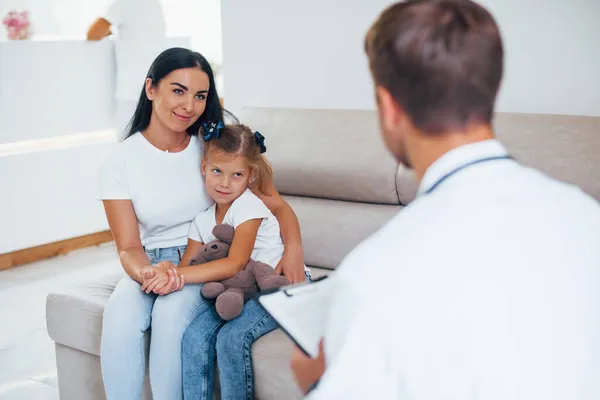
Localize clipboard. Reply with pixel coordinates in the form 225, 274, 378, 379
256, 275, 332, 358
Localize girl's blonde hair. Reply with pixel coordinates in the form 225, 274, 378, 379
202, 123, 274, 195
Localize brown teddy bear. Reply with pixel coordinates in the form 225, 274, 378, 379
189, 224, 290, 321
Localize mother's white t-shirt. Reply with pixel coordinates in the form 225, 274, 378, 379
98, 133, 213, 250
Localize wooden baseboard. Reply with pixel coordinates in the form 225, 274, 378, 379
0, 230, 114, 271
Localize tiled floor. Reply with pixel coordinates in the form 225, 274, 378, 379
0, 243, 121, 399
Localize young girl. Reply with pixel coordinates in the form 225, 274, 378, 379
141, 123, 311, 399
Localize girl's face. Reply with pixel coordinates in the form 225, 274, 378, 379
146, 67, 210, 133
202, 148, 253, 206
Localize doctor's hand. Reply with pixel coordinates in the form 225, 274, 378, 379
290, 340, 326, 395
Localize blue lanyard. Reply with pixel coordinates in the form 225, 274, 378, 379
424, 155, 515, 195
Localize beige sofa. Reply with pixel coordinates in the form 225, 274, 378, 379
46, 107, 600, 399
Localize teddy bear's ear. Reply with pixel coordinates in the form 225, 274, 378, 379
213, 224, 235, 244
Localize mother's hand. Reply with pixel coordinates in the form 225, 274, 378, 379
275, 245, 306, 284
140, 262, 185, 295
154, 268, 185, 295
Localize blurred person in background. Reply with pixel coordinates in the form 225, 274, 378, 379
87, 0, 166, 140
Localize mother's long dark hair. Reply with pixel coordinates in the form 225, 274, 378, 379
123, 47, 229, 140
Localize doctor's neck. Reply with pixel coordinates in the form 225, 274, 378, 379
407, 123, 495, 182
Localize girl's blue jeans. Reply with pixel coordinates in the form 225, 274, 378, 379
182, 270, 312, 400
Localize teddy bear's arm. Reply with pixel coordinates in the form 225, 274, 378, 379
180, 238, 205, 266
178, 220, 262, 283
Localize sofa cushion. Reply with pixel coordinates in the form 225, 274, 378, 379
46, 271, 124, 356
396, 165, 419, 205
46, 267, 330, 358
253, 329, 304, 400
238, 107, 407, 205
285, 195, 400, 269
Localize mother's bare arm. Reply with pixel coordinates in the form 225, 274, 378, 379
253, 182, 303, 254
102, 200, 153, 284
253, 182, 306, 283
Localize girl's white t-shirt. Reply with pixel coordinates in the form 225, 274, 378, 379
98, 133, 213, 250
189, 189, 285, 269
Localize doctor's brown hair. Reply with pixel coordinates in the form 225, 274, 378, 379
364, 0, 504, 135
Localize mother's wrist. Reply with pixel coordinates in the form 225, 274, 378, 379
138, 263, 154, 276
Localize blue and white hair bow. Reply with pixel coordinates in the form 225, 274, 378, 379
254, 131, 266, 154
201, 121, 225, 141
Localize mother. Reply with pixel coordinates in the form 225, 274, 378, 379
98, 47, 305, 400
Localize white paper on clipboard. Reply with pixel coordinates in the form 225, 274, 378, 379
257, 276, 334, 358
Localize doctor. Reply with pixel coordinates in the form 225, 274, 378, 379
87, 0, 167, 139
291, 0, 600, 398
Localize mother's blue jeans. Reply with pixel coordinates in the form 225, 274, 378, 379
100, 245, 211, 400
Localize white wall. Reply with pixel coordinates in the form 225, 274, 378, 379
221, 0, 600, 117
0, 39, 116, 143
1, 0, 223, 63
1, 0, 61, 36
0, 36, 190, 144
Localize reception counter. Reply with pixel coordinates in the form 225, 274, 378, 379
0, 36, 191, 144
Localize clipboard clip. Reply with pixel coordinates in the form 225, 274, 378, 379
283, 275, 328, 297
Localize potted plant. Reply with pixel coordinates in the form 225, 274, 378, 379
2, 10, 31, 40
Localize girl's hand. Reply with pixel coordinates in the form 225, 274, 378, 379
275, 245, 306, 284
154, 268, 185, 296
156, 260, 177, 270
141, 267, 169, 293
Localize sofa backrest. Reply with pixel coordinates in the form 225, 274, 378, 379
238, 107, 417, 205
494, 113, 600, 201
238, 107, 600, 269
